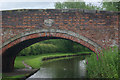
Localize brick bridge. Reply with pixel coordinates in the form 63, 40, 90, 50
0, 9, 119, 72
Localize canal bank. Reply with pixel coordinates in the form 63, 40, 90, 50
15, 52, 92, 69
2, 52, 92, 80
26, 56, 88, 79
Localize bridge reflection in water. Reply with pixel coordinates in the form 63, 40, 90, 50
26, 56, 86, 79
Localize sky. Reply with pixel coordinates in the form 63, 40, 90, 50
0, 0, 119, 10
0, 0, 103, 2
0, 2, 55, 10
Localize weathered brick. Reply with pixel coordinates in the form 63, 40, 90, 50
1, 9, 119, 55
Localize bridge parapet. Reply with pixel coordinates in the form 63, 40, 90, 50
0, 9, 119, 72
1, 9, 119, 49
1, 9, 119, 14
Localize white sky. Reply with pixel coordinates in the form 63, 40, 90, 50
0, 0, 103, 2
0, 2, 55, 10
0, 0, 119, 2
0, 0, 119, 10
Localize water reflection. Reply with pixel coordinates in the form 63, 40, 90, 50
27, 56, 86, 79
79, 60, 86, 77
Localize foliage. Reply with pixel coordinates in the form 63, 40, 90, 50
55, 1, 119, 11
86, 46, 118, 78
73, 43, 92, 52
30, 43, 57, 55
55, 2, 99, 10
15, 52, 91, 69
19, 43, 57, 56
18, 47, 31, 56
102, 2, 119, 11
18, 39, 92, 56
41, 39, 74, 53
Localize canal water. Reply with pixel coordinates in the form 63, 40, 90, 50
26, 56, 87, 79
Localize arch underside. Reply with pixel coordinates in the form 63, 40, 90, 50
1, 29, 102, 72
1, 29, 102, 54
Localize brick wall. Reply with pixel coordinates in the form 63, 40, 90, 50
1, 9, 119, 54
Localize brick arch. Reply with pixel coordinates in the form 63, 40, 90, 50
1, 29, 102, 72
2, 29, 102, 55
1, 9, 119, 73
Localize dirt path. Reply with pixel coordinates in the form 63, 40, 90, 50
3, 61, 35, 77
22, 61, 32, 69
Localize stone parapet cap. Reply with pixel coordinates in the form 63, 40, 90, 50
1, 9, 120, 14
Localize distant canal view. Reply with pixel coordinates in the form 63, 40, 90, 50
27, 56, 87, 79
1, 1, 119, 79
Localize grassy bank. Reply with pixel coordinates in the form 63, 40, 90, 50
3, 52, 91, 80
86, 46, 118, 78
15, 52, 92, 69
2, 74, 26, 80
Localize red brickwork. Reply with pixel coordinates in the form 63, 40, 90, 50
2, 32, 97, 54
1, 9, 119, 53
1, 9, 119, 72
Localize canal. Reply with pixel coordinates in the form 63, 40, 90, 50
26, 56, 87, 79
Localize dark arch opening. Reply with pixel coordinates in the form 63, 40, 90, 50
2, 36, 93, 72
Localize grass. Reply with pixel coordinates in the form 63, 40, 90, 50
86, 46, 118, 78
14, 56, 39, 69
2, 74, 28, 80
3, 74, 26, 78
3, 52, 91, 80
15, 52, 92, 69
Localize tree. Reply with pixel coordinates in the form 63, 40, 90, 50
102, 2, 119, 11
55, 0, 120, 11
55, 2, 84, 9
55, 0, 101, 10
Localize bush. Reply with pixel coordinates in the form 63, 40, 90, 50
18, 47, 31, 56
19, 43, 58, 56
86, 46, 118, 78
41, 39, 74, 53
18, 39, 92, 56
73, 43, 92, 52
37, 44, 58, 54
41, 39, 92, 53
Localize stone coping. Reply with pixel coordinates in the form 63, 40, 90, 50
1, 9, 120, 14
1, 29, 102, 50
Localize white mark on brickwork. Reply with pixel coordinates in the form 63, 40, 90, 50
44, 19, 54, 27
